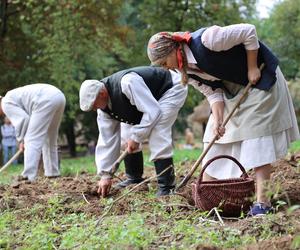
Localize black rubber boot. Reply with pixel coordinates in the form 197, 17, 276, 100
115, 151, 144, 189
154, 158, 176, 196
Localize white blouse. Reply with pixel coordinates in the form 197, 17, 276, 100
185, 23, 260, 106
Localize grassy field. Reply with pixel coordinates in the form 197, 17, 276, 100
1, 140, 300, 185
0, 141, 300, 249
0, 146, 201, 185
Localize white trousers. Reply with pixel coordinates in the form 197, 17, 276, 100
121, 84, 187, 161
22, 92, 65, 180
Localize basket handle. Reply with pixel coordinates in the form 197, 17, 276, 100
198, 155, 249, 184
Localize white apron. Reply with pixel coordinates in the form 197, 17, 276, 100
202, 67, 299, 179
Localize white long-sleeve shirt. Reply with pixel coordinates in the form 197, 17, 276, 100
2, 84, 63, 141
186, 23, 260, 105
95, 71, 184, 176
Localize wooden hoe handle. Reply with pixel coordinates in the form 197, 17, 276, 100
175, 64, 265, 191
109, 150, 128, 175
0, 149, 22, 174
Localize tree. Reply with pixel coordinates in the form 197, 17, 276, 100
0, 0, 259, 154
0, 0, 134, 156
256, 0, 300, 79
123, 0, 257, 132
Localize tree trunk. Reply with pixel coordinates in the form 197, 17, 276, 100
0, 0, 8, 38
64, 118, 77, 157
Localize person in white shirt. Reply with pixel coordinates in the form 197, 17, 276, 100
1, 116, 17, 165
147, 23, 299, 216
79, 66, 187, 197
0, 84, 66, 181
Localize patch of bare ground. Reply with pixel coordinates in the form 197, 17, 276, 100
0, 154, 299, 249
243, 235, 293, 250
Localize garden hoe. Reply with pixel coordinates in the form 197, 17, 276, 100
0, 149, 22, 174
109, 149, 128, 175
175, 63, 265, 192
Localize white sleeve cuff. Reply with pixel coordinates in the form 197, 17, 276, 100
100, 173, 113, 179
207, 92, 224, 106
130, 133, 144, 144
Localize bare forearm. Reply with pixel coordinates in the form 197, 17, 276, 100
211, 101, 224, 124
246, 49, 261, 84
246, 49, 258, 70
211, 101, 225, 139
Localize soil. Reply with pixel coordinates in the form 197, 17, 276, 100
0, 155, 299, 249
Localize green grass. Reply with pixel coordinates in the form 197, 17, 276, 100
1, 141, 300, 249
60, 155, 96, 176
0, 147, 200, 185
289, 140, 300, 153
0, 163, 23, 184
3, 195, 297, 249
0, 195, 259, 249
1, 139, 300, 184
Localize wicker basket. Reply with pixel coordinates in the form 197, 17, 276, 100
192, 155, 255, 217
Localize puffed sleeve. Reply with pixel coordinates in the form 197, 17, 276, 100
201, 23, 260, 51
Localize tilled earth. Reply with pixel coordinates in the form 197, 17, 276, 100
0, 155, 300, 249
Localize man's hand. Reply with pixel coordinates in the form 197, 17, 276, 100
211, 101, 225, 139
97, 178, 112, 198
19, 142, 25, 152
127, 139, 139, 153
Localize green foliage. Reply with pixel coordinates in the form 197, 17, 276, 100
255, 0, 300, 79
288, 137, 300, 153
0, 0, 258, 152
275, 200, 287, 211
123, 0, 257, 131
287, 78, 300, 128
287, 205, 300, 216
138, 0, 256, 34
1, 0, 299, 155
1, 0, 134, 155
292, 234, 300, 249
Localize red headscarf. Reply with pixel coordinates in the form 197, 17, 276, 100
147, 31, 191, 69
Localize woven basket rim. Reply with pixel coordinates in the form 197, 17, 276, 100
196, 177, 254, 185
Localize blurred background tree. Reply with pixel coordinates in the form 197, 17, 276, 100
1, 0, 299, 156
255, 0, 300, 79
0, 0, 131, 156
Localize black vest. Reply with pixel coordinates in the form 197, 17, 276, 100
100, 66, 173, 125
188, 28, 279, 91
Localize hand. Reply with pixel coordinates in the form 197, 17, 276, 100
248, 66, 261, 85
97, 178, 112, 198
213, 122, 225, 140
127, 139, 139, 153
211, 101, 225, 139
19, 142, 25, 152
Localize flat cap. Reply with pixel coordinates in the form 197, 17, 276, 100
79, 80, 105, 111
